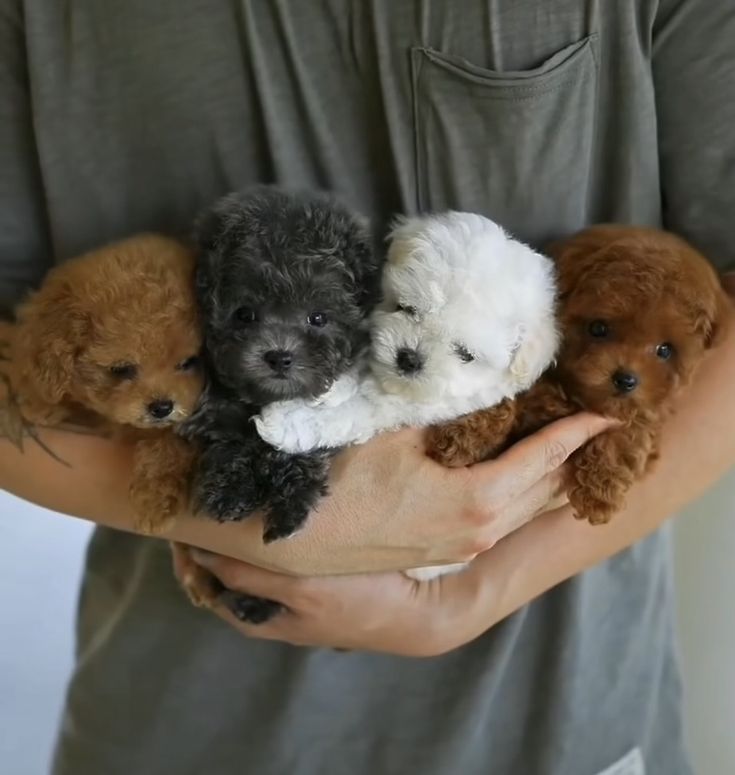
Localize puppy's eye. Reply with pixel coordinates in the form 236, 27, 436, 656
396, 303, 417, 316
233, 306, 257, 325
588, 320, 610, 338
656, 342, 674, 360
177, 355, 200, 371
307, 312, 328, 327
454, 343, 475, 363
109, 363, 138, 380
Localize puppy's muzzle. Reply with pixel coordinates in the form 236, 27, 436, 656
612, 370, 638, 393
395, 347, 424, 376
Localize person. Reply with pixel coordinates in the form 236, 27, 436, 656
1, 1, 734, 773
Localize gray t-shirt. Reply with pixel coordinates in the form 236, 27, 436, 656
2, 1, 734, 773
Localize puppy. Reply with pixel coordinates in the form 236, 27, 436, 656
427, 224, 732, 525
255, 211, 559, 579
178, 185, 379, 621
12, 234, 203, 533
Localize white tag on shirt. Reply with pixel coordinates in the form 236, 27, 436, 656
594, 747, 645, 775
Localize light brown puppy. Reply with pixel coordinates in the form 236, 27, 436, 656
13, 234, 202, 537
427, 225, 731, 525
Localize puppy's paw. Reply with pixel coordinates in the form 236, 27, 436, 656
255, 404, 320, 453
263, 492, 324, 543
261, 458, 330, 542
219, 590, 283, 624
193, 482, 256, 523
263, 524, 294, 544
310, 372, 359, 407
252, 411, 284, 448
568, 488, 618, 525
134, 510, 177, 536
586, 508, 615, 526
129, 485, 182, 535
130, 436, 193, 534
171, 543, 221, 608
425, 423, 480, 468
262, 516, 305, 544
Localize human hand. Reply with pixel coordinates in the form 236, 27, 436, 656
183, 548, 483, 655
178, 412, 613, 577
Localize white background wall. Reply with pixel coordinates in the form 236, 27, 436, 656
674, 469, 735, 775
0, 479, 733, 775
0, 494, 92, 775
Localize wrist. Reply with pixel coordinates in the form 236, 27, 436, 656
408, 562, 502, 656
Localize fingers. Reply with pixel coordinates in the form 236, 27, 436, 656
170, 542, 192, 581
474, 412, 612, 504
485, 467, 568, 542
189, 550, 301, 635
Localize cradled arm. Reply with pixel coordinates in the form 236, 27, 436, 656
184, 297, 735, 655
0, 316, 611, 580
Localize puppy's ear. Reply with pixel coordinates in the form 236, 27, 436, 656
193, 190, 249, 250
192, 194, 242, 313
320, 202, 380, 310
696, 281, 733, 350
14, 282, 90, 411
509, 311, 560, 389
342, 214, 382, 311
545, 226, 620, 298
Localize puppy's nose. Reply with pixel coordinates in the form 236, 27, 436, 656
395, 347, 423, 375
612, 370, 639, 393
148, 399, 174, 419
263, 349, 294, 373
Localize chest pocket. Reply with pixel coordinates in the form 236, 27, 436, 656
411, 35, 599, 247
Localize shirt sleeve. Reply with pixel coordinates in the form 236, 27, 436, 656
0, 1, 52, 318
653, 0, 735, 273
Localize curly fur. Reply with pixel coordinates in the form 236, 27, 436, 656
178, 185, 379, 620
255, 212, 559, 453
12, 234, 203, 534
254, 211, 559, 581
427, 224, 731, 526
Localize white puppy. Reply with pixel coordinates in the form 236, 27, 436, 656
255, 211, 559, 579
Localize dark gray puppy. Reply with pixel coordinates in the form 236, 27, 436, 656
180, 185, 380, 623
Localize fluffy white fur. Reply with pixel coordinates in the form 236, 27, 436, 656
255, 211, 559, 578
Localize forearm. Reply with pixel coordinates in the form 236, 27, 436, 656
0, 423, 464, 576
0, 427, 302, 566
1, 429, 135, 529
456, 303, 735, 643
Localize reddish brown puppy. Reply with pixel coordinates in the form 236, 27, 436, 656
427, 225, 731, 525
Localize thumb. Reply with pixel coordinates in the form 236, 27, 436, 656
190, 549, 295, 600
474, 412, 614, 498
